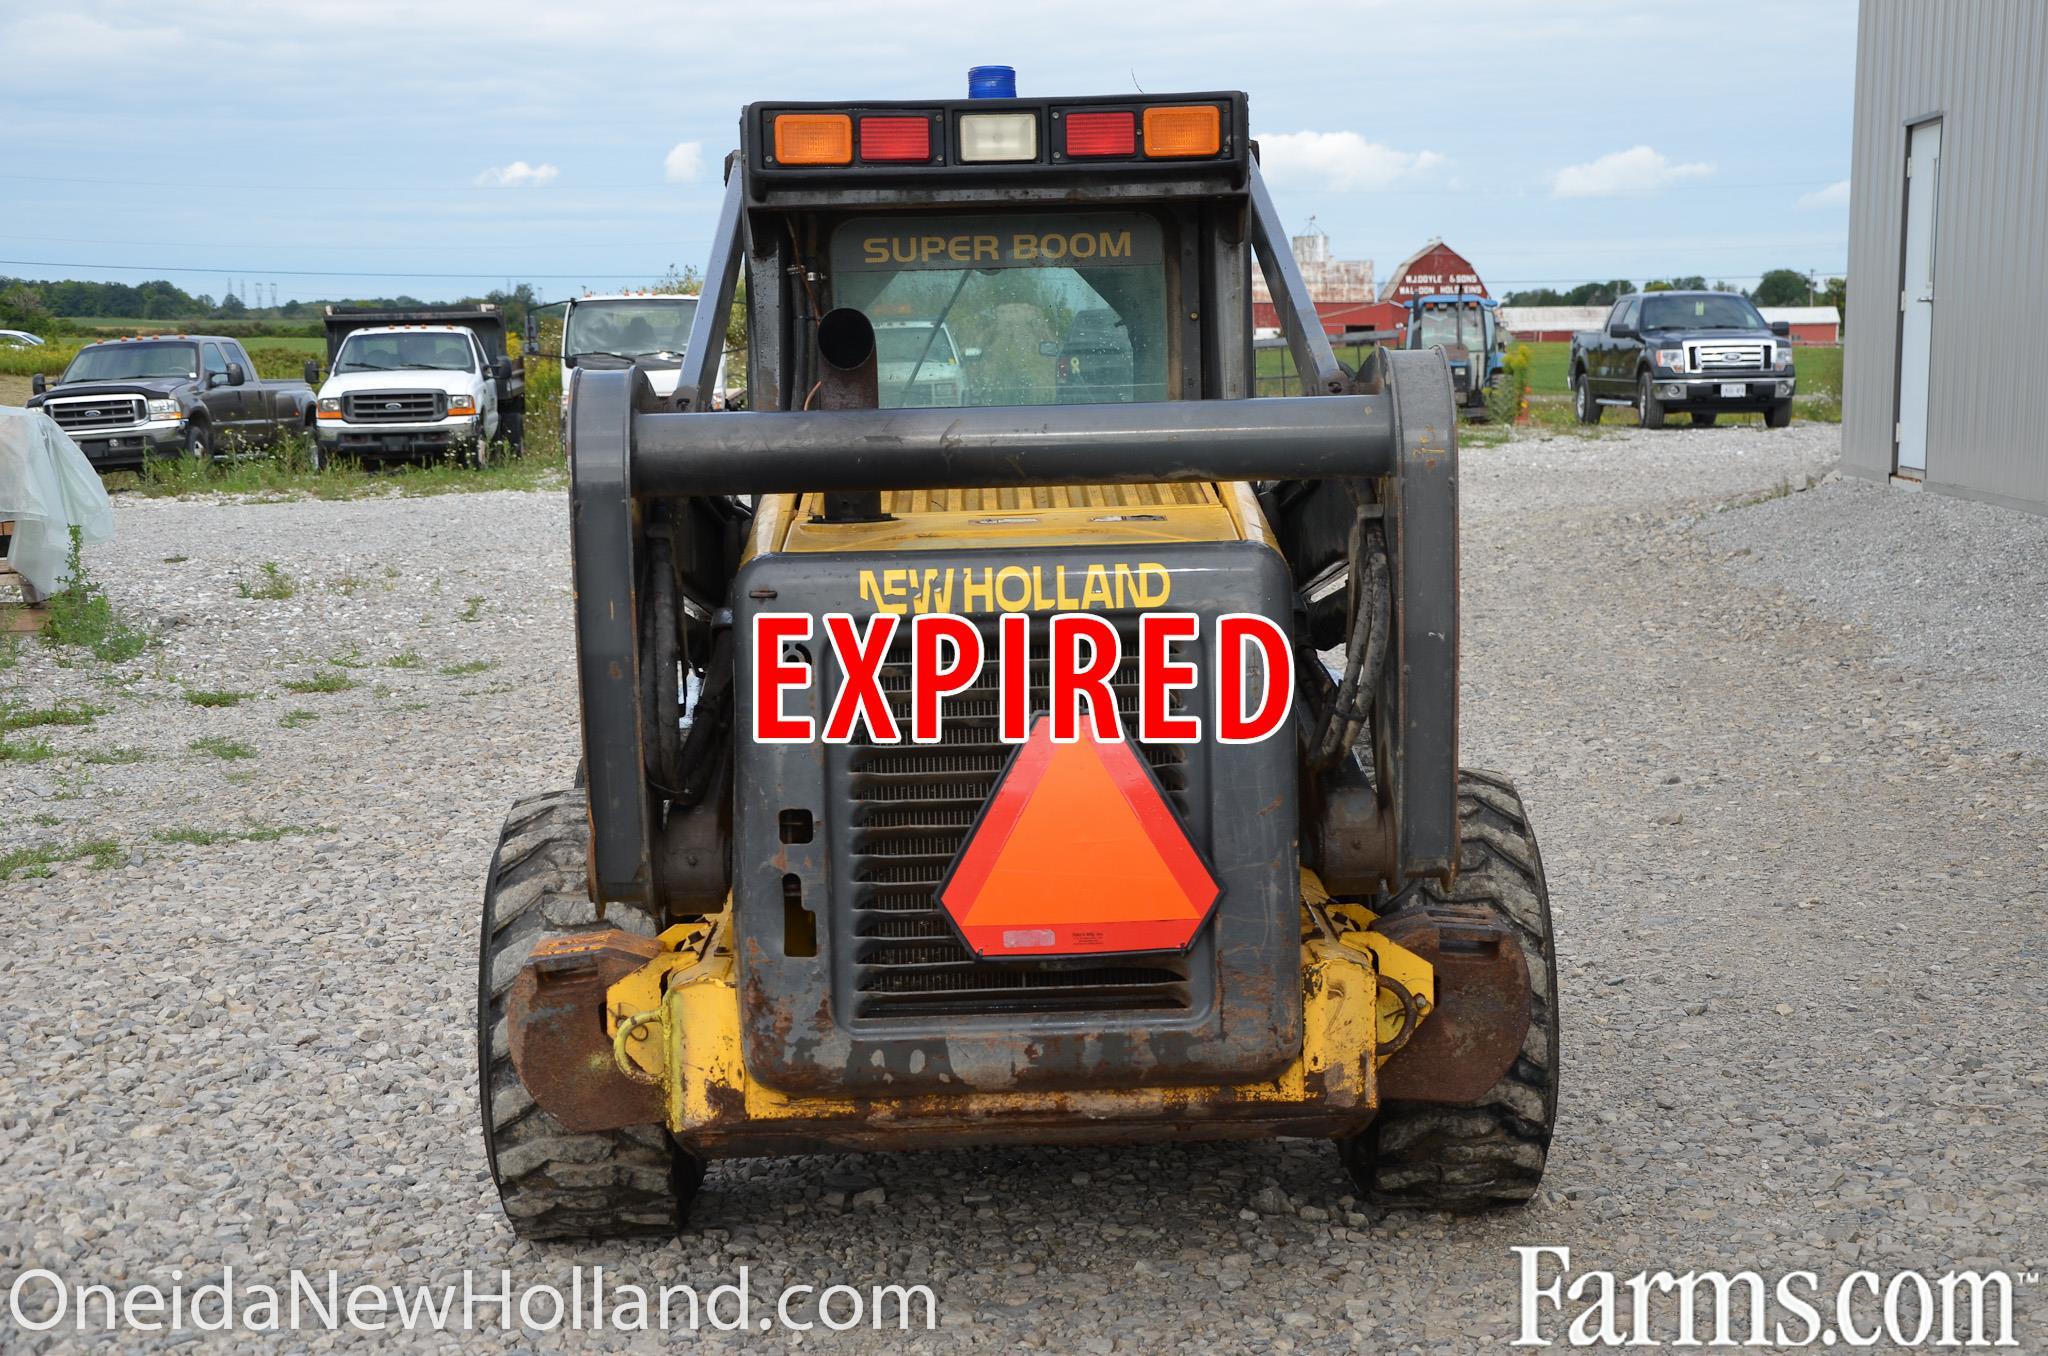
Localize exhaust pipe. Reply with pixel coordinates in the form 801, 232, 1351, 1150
812, 309, 889, 523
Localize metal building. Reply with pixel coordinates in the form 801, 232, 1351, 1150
1844, 0, 2048, 514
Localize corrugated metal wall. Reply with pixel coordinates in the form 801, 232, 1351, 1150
1846, 0, 2048, 512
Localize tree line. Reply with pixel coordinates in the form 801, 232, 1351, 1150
1502, 270, 1847, 313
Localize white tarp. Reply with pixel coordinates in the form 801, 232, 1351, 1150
0, 406, 114, 599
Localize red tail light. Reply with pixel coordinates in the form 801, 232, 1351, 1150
860, 116, 932, 162
1063, 111, 1135, 157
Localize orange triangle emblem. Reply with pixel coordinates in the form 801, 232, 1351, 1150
937, 715, 1221, 958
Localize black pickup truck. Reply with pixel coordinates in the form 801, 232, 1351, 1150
26, 335, 317, 467
1569, 291, 1797, 428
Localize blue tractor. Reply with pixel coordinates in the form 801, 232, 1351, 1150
1402, 294, 1502, 417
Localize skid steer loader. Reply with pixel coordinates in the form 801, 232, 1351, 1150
479, 76, 1559, 1238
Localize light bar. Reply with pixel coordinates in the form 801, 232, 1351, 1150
1063, 111, 1135, 158
1142, 104, 1222, 158
773, 113, 853, 165
860, 115, 932, 162
958, 111, 1037, 163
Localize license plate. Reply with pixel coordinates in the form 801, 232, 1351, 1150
1719, 383, 1747, 398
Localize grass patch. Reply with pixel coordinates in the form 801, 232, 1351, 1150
162, 554, 189, 564
280, 670, 355, 694
151, 823, 318, 847
40, 529, 151, 663
328, 646, 370, 668
455, 595, 486, 623
0, 837, 123, 880
382, 650, 424, 669
236, 562, 297, 600
0, 636, 17, 671
279, 708, 319, 728
184, 688, 252, 708
82, 746, 150, 765
439, 658, 495, 676
99, 421, 565, 503
189, 735, 256, 760
0, 700, 104, 731
0, 735, 55, 762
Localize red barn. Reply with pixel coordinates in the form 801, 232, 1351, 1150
1379, 239, 1488, 304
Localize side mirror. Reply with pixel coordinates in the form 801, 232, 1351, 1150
303, 359, 321, 386
1769, 320, 1791, 337
31, 373, 45, 396
226, 362, 247, 387
1037, 340, 1060, 357
523, 315, 538, 351
1612, 324, 1638, 340
491, 356, 511, 382
963, 347, 983, 361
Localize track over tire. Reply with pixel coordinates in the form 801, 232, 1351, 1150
1635, 371, 1666, 429
478, 787, 700, 1239
1342, 769, 1560, 1211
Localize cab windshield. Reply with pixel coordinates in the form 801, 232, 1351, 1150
61, 342, 199, 383
566, 298, 698, 360
335, 331, 476, 373
830, 211, 1169, 408
1415, 302, 1488, 352
1641, 294, 1766, 331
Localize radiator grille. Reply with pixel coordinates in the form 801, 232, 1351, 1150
47, 397, 145, 431
842, 652, 1196, 1020
343, 390, 443, 423
1689, 341, 1771, 372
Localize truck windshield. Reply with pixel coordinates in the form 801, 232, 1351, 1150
830, 211, 1169, 408
336, 332, 476, 372
1641, 294, 1767, 331
61, 342, 199, 383
566, 298, 698, 359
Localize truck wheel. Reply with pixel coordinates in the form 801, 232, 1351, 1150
1340, 769, 1559, 1211
467, 435, 490, 471
184, 419, 215, 462
1572, 371, 1600, 424
1690, 412, 1717, 427
1634, 372, 1666, 429
479, 787, 702, 1239
1765, 399, 1793, 429
504, 408, 525, 456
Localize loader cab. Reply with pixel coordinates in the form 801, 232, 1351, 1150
725, 92, 1255, 417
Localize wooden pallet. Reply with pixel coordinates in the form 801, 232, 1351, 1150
0, 520, 50, 632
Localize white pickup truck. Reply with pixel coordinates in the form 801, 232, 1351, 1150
530, 292, 727, 433
312, 324, 507, 467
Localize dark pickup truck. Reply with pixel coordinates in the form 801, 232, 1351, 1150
1569, 291, 1797, 428
26, 335, 317, 467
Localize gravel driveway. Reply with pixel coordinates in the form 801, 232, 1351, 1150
4, 421, 2043, 1352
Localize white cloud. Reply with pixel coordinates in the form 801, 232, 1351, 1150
1550, 146, 1713, 198
474, 160, 559, 188
1258, 130, 1446, 191
1797, 178, 1851, 210
664, 141, 705, 183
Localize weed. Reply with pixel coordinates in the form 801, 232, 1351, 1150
281, 670, 355, 694
439, 658, 496, 677
31, 812, 60, 827
82, 747, 150, 765
279, 708, 319, 729
152, 823, 318, 847
0, 700, 103, 731
383, 650, 424, 669
190, 735, 256, 760
0, 837, 123, 880
0, 636, 18, 671
0, 736, 55, 762
162, 554, 189, 564
41, 529, 151, 663
456, 595, 486, 623
329, 646, 370, 668
184, 688, 252, 707
236, 562, 297, 601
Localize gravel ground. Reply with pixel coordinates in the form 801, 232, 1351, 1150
3, 424, 2044, 1353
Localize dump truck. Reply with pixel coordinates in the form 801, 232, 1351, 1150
480, 73, 1560, 1239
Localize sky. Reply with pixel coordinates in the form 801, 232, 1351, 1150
0, 0, 1859, 305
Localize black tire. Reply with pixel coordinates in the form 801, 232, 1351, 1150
504, 406, 526, 456
1635, 372, 1666, 429
1341, 769, 1559, 1211
1765, 399, 1793, 429
184, 418, 215, 462
1572, 371, 1600, 424
1690, 412, 1718, 427
479, 787, 701, 1239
